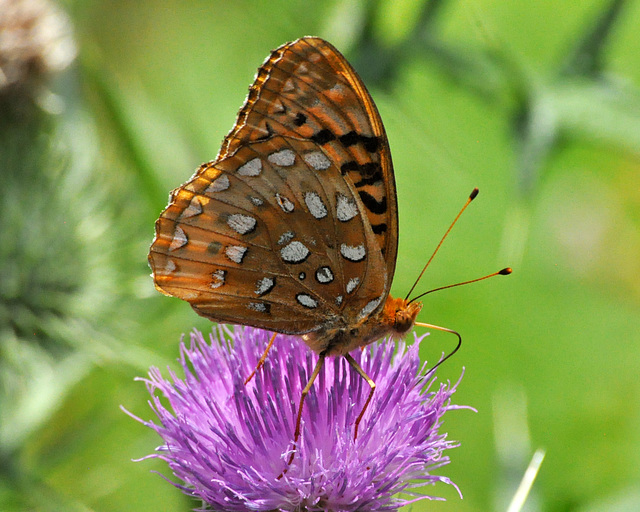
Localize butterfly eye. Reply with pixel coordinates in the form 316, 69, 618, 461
394, 304, 420, 335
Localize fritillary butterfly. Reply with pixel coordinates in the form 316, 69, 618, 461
149, 37, 468, 460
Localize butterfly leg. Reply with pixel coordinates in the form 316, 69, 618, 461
286, 350, 327, 466
344, 353, 375, 441
244, 332, 278, 385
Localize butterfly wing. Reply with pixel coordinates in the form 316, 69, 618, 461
220, 37, 398, 284
149, 37, 398, 336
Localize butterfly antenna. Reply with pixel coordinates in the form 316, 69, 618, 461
413, 268, 512, 374
408, 267, 512, 305
404, 188, 479, 301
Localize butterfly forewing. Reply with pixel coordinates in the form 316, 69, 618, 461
219, 38, 398, 282
149, 37, 399, 341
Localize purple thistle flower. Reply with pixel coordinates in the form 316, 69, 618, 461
125, 326, 465, 511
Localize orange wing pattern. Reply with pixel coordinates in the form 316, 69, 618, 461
149, 37, 399, 347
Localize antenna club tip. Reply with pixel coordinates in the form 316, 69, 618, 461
499, 267, 513, 275
470, 187, 479, 200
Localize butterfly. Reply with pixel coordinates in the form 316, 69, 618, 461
148, 37, 504, 463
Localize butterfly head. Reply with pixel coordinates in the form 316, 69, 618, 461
382, 295, 423, 340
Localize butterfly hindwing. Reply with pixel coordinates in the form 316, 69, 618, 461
150, 134, 388, 333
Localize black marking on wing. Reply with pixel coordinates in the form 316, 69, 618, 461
353, 163, 383, 187
361, 135, 380, 153
340, 160, 383, 186
358, 191, 387, 214
338, 131, 359, 147
371, 223, 387, 234
256, 121, 275, 141
310, 128, 336, 145
340, 161, 359, 175
293, 112, 307, 126
337, 131, 380, 152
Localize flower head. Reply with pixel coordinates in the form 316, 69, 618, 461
127, 326, 464, 511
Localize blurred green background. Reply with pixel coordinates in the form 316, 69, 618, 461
1, 0, 639, 511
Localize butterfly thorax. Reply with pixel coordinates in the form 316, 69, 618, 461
302, 295, 423, 356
